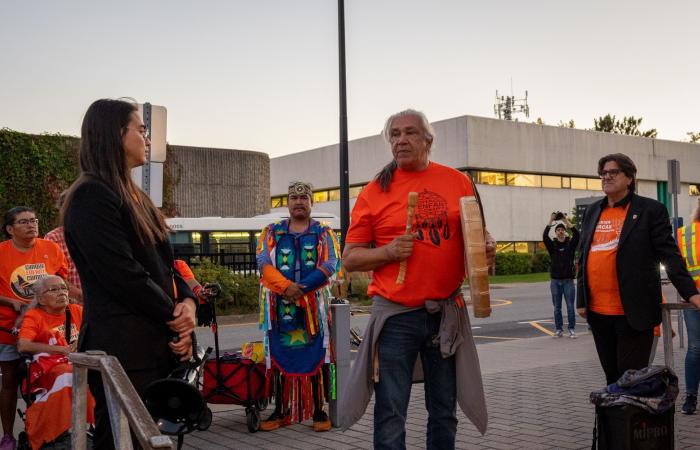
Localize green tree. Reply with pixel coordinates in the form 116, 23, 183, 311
533, 117, 546, 125
558, 119, 576, 128
687, 131, 700, 144
593, 114, 657, 138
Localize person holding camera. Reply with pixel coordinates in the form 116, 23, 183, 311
543, 211, 579, 338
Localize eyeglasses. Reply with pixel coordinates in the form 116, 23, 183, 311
42, 285, 69, 295
126, 127, 150, 139
598, 169, 622, 179
14, 218, 39, 226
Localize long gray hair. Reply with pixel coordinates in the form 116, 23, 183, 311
375, 109, 435, 192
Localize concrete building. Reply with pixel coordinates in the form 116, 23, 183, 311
270, 115, 700, 252
167, 144, 269, 218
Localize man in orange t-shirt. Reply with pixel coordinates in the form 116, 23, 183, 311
576, 154, 700, 385
343, 110, 495, 450
0, 206, 68, 449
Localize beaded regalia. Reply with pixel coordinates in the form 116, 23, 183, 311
257, 218, 340, 422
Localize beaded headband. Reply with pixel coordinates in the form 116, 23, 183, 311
288, 181, 313, 198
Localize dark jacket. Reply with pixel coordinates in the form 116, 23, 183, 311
543, 225, 579, 279
64, 177, 193, 372
576, 192, 697, 330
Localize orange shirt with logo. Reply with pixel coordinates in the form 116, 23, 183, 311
0, 239, 68, 344
18, 303, 82, 346
346, 162, 474, 307
586, 204, 630, 315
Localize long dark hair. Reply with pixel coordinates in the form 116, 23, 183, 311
61, 99, 169, 245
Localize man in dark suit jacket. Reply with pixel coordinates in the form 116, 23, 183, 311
576, 153, 700, 384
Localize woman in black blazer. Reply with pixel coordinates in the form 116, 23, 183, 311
63, 99, 197, 449
576, 153, 700, 384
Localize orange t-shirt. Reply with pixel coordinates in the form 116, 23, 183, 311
587, 203, 630, 315
0, 239, 68, 344
18, 304, 82, 346
346, 162, 474, 306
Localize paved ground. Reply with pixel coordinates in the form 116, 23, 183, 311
181, 328, 700, 450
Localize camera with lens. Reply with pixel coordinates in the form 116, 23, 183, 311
553, 211, 566, 220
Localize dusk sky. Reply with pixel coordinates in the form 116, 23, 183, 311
1, 0, 698, 158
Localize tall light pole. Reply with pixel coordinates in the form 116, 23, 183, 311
338, 0, 350, 251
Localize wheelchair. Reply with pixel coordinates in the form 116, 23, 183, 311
15, 353, 93, 450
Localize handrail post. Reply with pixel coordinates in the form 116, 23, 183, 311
71, 364, 89, 450
329, 300, 350, 427
103, 374, 134, 450
660, 302, 698, 370
69, 352, 174, 450
662, 305, 674, 369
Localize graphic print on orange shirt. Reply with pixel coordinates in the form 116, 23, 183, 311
413, 189, 451, 247
590, 214, 624, 252
587, 204, 630, 315
10, 262, 48, 300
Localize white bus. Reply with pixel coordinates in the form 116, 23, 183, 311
166, 213, 341, 256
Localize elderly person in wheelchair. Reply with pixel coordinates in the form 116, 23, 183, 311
16, 275, 94, 449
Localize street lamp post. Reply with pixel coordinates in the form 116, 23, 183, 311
338, 0, 349, 252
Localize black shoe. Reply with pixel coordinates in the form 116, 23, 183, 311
681, 394, 697, 415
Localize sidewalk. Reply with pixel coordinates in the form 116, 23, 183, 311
182, 330, 699, 450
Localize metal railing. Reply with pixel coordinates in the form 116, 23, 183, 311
70, 351, 174, 450
175, 251, 258, 276
660, 302, 699, 370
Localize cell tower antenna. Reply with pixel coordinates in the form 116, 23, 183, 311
494, 88, 529, 121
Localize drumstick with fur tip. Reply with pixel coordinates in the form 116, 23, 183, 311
396, 192, 418, 284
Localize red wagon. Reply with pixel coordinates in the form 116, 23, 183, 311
198, 286, 268, 432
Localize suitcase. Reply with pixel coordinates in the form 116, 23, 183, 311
594, 404, 674, 450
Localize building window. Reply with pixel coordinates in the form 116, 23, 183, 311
690, 185, 700, 196
271, 196, 288, 208
587, 178, 602, 191
470, 170, 599, 191
474, 171, 506, 185
349, 185, 363, 198
570, 177, 588, 190
496, 241, 534, 253
496, 242, 514, 253
271, 185, 365, 206
313, 191, 329, 203
514, 242, 530, 253
542, 175, 562, 189
507, 173, 542, 187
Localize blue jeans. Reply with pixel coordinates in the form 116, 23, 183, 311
550, 279, 576, 332
684, 309, 700, 396
374, 308, 457, 450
